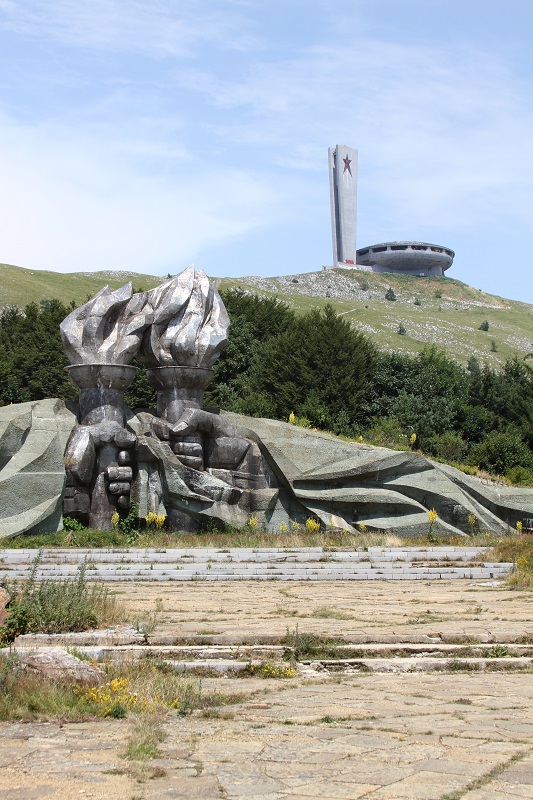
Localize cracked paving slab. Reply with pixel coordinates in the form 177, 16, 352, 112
2, 673, 531, 799
2, 580, 533, 798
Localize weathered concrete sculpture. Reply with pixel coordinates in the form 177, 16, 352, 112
132, 266, 275, 531
0, 265, 532, 539
60, 283, 151, 529
0, 399, 75, 537
59, 267, 273, 532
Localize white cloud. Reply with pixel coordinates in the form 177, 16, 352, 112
0, 0, 261, 56
0, 117, 279, 273
0, 0, 531, 296
181, 40, 533, 229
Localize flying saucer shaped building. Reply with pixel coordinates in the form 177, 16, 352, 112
356, 241, 454, 277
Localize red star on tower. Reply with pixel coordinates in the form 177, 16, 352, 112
342, 155, 352, 175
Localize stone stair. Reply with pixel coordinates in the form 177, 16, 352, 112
10, 628, 533, 675
0, 546, 513, 582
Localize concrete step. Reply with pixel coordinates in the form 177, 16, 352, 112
15, 629, 533, 648
299, 657, 533, 674
7, 641, 533, 675
0, 545, 494, 563
0, 545, 513, 582
11, 642, 533, 661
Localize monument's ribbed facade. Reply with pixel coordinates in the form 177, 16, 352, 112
328, 145, 358, 267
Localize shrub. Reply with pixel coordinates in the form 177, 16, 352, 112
62, 516, 85, 533
115, 503, 139, 541
397, 323, 406, 335
505, 466, 533, 487
244, 662, 296, 678
470, 430, 533, 475
426, 431, 467, 462
364, 417, 407, 448
479, 320, 489, 331
0, 560, 122, 645
145, 512, 166, 530
434, 289, 442, 299
248, 304, 377, 424
413, 298, 421, 306
385, 287, 396, 301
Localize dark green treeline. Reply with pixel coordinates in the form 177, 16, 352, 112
0, 292, 532, 484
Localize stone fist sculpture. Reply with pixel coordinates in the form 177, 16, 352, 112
60, 266, 271, 531
60, 285, 155, 528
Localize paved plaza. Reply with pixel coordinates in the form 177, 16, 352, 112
2, 573, 533, 799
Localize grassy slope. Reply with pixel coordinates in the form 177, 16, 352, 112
217, 268, 533, 366
0, 262, 161, 308
1, 262, 532, 366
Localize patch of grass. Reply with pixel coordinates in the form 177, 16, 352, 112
282, 627, 349, 660
0, 558, 124, 645
4, 523, 526, 550
439, 750, 529, 800
310, 606, 353, 620
244, 661, 297, 679
441, 659, 481, 672
124, 717, 165, 761
0, 655, 247, 722
3, 523, 516, 551
199, 709, 235, 720
0, 658, 102, 721
272, 602, 299, 617
482, 644, 510, 658
487, 538, 533, 589
3, 528, 137, 548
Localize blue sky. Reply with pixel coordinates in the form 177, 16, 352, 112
0, 0, 532, 301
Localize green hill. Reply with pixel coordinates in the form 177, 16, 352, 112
0, 262, 161, 308
1, 262, 532, 367
216, 269, 533, 366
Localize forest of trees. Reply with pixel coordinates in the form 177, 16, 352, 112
1, 291, 532, 485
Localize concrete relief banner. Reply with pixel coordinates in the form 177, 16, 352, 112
0, 266, 531, 539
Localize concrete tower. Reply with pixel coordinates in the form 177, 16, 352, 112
328, 145, 358, 267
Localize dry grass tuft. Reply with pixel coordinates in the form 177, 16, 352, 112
0, 655, 247, 722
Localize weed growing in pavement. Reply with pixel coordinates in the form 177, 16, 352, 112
244, 661, 296, 679
482, 644, 510, 658
124, 715, 165, 760
132, 599, 163, 642
310, 606, 353, 620
0, 656, 247, 722
282, 626, 348, 660
0, 557, 123, 646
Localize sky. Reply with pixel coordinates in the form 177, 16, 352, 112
0, 0, 532, 301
